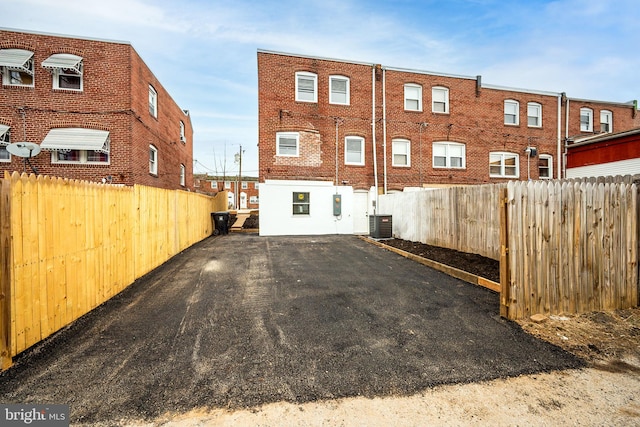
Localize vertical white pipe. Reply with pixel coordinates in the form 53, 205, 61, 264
382, 67, 388, 194
372, 66, 379, 211
557, 95, 562, 179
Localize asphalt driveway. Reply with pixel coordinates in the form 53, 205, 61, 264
0, 234, 582, 424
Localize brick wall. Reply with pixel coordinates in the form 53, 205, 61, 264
258, 51, 640, 189
0, 29, 193, 190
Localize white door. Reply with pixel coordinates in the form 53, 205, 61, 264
353, 191, 369, 234
240, 192, 247, 209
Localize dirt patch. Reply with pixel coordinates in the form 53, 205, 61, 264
382, 238, 500, 282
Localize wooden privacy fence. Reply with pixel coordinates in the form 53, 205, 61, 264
0, 172, 227, 369
500, 179, 638, 320
379, 184, 503, 260
378, 177, 639, 320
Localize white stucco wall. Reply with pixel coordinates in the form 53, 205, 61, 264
259, 180, 355, 236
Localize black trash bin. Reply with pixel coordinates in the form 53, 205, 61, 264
211, 211, 230, 235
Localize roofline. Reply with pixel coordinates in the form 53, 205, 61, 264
567, 97, 636, 108
0, 27, 131, 46
257, 49, 374, 67
482, 83, 560, 97
383, 65, 476, 81
569, 127, 640, 147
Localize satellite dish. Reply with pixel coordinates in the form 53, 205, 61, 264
6, 142, 41, 158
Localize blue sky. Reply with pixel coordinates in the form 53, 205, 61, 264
2, 0, 638, 177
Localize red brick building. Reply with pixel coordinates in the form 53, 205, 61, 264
257, 50, 640, 235
0, 28, 193, 190
194, 174, 259, 209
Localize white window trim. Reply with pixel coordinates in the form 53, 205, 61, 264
392, 139, 411, 167
224, 181, 231, 189
52, 67, 83, 91
490, 152, 519, 178
180, 121, 186, 143
404, 84, 422, 111
149, 85, 158, 118
276, 131, 300, 157
345, 136, 365, 165
432, 86, 449, 114
51, 150, 110, 165
295, 71, 317, 103
527, 102, 542, 128
0, 126, 11, 162
1, 50, 35, 87
538, 154, 553, 179
580, 107, 593, 132
504, 100, 519, 126
180, 164, 186, 186
600, 110, 613, 133
254, 182, 259, 189
149, 145, 158, 175
241, 181, 248, 189
329, 75, 350, 105
432, 141, 465, 169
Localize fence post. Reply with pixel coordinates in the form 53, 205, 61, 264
0, 176, 12, 370
499, 187, 510, 318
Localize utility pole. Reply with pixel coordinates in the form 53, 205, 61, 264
235, 145, 243, 209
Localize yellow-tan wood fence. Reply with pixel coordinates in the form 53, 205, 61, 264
0, 172, 227, 369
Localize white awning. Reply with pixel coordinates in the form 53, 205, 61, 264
0, 124, 9, 137
0, 49, 34, 74
41, 128, 110, 153
41, 53, 83, 74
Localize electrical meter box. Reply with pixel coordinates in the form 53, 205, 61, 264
333, 194, 342, 216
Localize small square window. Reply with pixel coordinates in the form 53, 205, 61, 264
276, 132, 299, 156
296, 72, 317, 103
330, 76, 350, 105
224, 181, 231, 189
55, 68, 82, 90
345, 136, 365, 165
490, 152, 519, 178
527, 103, 542, 127
600, 110, 612, 133
432, 87, 449, 113
0, 49, 34, 87
241, 181, 248, 189
504, 100, 519, 125
404, 84, 422, 111
392, 139, 411, 167
539, 155, 553, 179
293, 192, 310, 215
580, 108, 593, 132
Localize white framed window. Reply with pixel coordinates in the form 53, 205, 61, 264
224, 181, 231, 189
0, 126, 10, 162
254, 182, 259, 189
293, 192, 310, 215
52, 149, 110, 164
180, 121, 186, 143
241, 181, 248, 189
600, 110, 613, 133
504, 100, 519, 125
404, 84, 422, 111
392, 138, 411, 167
276, 132, 299, 157
53, 68, 82, 91
527, 102, 542, 127
432, 86, 449, 113
180, 164, 186, 186
433, 142, 465, 168
345, 136, 365, 165
211, 181, 218, 189
0, 49, 34, 87
580, 107, 593, 132
149, 145, 158, 174
490, 152, 519, 178
250, 196, 259, 204
149, 85, 158, 118
538, 154, 553, 179
295, 71, 317, 103
329, 75, 350, 105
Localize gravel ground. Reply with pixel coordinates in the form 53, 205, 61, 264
0, 234, 585, 426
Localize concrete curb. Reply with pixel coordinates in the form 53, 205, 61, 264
359, 236, 500, 293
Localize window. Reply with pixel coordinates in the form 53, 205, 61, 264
433, 142, 465, 168
180, 121, 186, 143
276, 132, 299, 156
254, 182, 259, 189
295, 71, 317, 102
580, 108, 593, 132
329, 75, 350, 105
490, 152, 519, 178
538, 155, 553, 179
250, 196, 259, 204
224, 181, 231, 189
42, 53, 83, 91
149, 145, 158, 174
527, 102, 542, 127
404, 84, 422, 111
241, 181, 248, 189
52, 149, 109, 164
345, 136, 365, 165
0, 126, 10, 162
600, 110, 613, 133
293, 192, 310, 215
504, 100, 519, 125
432, 86, 449, 113
211, 181, 218, 189
0, 49, 34, 87
180, 164, 186, 186
392, 139, 411, 167
149, 85, 158, 118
